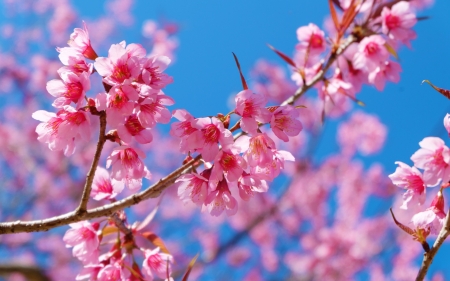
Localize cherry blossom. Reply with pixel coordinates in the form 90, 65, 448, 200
135, 91, 174, 128
443, 114, 450, 137
142, 247, 173, 280
270, 105, 303, 142
353, 35, 389, 71
190, 117, 234, 162
411, 191, 446, 235
67, 22, 98, 60
176, 169, 210, 206
381, 1, 417, 46
234, 89, 272, 135
205, 179, 238, 216
209, 149, 247, 190
91, 167, 124, 201
169, 109, 198, 153
389, 161, 428, 209
46, 70, 90, 109
94, 41, 144, 85
63, 221, 100, 264
411, 137, 450, 186
117, 114, 153, 144
296, 23, 326, 57
32, 106, 91, 156
106, 146, 151, 190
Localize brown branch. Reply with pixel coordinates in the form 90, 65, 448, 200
0, 264, 51, 281
0, 154, 202, 234
415, 210, 450, 281
76, 111, 107, 214
0, 35, 357, 235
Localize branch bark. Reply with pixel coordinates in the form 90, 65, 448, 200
76, 111, 107, 214
415, 210, 450, 281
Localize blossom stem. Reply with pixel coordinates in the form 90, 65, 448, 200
281, 34, 356, 106
416, 210, 450, 281
75, 110, 107, 215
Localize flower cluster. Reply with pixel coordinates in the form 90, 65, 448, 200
34, 24, 177, 279
64, 220, 173, 280
290, 1, 417, 116
33, 23, 174, 192
390, 114, 450, 241
171, 89, 302, 216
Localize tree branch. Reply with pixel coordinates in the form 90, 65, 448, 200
415, 210, 450, 281
0, 154, 202, 234
0, 35, 357, 235
0, 264, 51, 281
76, 111, 107, 214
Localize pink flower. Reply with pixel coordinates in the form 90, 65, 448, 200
270, 105, 303, 142
209, 150, 247, 190
57, 47, 93, 75
237, 173, 269, 201
411, 137, 450, 186
339, 43, 367, 93
63, 221, 100, 264
368, 60, 401, 91
296, 23, 326, 56
106, 146, 151, 191
32, 106, 91, 156
234, 89, 272, 135
140, 55, 173, 90
389, 161, 428, 209
105, 84, 139, 126
117, 114, 153, 144
411, 191, 446, 235
381, 2, 417, 46
46, 70, 90, 109
191, 117, 234, 162
443, 114, 450, 137
68, 22, 98, 60
142, 247, 173, 280
205, 179, 238, 216
94, 42, 144, 85
97, 262, 129, 281
353, 35, 389, 71
176, 170, 210, 206
135, 91, 174, 128
91, 167, 124, 201
244, 133, 276, 167
251, 150, 295, 181
170, 109, 198, 153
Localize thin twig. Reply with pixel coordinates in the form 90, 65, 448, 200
281, 34, 356, 106
415, 210, 450, 281
76, 111, 107, 214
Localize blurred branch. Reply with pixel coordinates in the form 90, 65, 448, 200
415, 210, 450, 281
0, 35, 357, 235
0, 264, 51, 281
